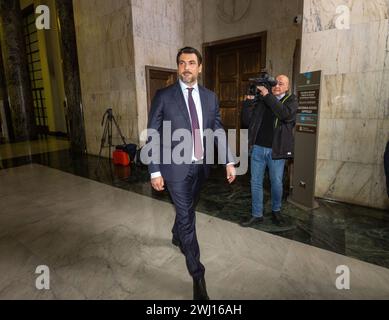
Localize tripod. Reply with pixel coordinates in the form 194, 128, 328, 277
95, 108, 127, 173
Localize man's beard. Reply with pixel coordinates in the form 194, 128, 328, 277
180, 72, 197, 85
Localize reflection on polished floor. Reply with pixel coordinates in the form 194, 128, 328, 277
2, 149, 389, 270
1, 163, 389, 299
0, 137, 70, 161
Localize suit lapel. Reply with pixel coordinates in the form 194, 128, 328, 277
173, 82, 191, 128
199, 86, 209, 129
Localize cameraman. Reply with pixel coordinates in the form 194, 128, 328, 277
240, 75, 298, 227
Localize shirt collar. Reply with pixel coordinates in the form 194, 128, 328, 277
179, 79, 199, 93
276, 93, 286, 100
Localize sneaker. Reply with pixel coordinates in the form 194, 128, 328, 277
271, 211, 285, 226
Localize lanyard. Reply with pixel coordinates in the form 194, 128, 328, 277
274, 94, 291, 128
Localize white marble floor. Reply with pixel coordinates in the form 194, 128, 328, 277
0, 164, 389, 300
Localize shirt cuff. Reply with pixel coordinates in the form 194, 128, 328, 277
227, 162, 235, 166
151, 172, 162, 179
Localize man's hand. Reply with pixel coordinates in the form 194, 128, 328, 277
244, 95, 255, 100
257, 86, 269, 97
226, 164, 236, 184
151, 176, 165, 191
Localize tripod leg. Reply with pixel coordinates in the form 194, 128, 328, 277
108, 119, 114, 180
112, 116, 128, 145
108, 119, 113, 163
96, 119, 110, 173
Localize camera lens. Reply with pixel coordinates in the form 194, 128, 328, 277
249, 84, 257, 95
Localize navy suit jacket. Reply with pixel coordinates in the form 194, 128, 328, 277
147, 82, 233, 182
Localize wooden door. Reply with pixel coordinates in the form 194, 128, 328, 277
204, 34, 266, 152
146, 66, 177, 112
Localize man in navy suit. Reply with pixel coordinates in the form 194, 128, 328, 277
146, 47, 236, 300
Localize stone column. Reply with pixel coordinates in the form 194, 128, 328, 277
0, 0, 37, 141
55, 0, 86, 154
292, 38, 301, 95
0, 42, 14, 142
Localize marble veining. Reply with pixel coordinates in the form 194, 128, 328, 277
303, 0, 389, 34
2, 150, 389, 272
302, 0, 389, 211
1, 162, 389, 299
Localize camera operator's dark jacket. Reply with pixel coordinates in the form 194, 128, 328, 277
241, 93, 298, 159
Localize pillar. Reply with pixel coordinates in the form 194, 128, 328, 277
0, 0, 37, 141
55, 0, 86, 154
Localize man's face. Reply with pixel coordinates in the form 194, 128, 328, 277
272, 76, 289, 96
177, 53, 202, 86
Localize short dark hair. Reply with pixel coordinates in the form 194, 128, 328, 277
176, 47, 203, 66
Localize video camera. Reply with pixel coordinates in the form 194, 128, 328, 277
247, 71, 278, 103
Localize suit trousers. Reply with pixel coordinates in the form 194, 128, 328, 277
166, 163, 206, 280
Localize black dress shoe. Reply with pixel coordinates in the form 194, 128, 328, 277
271, 211, 285, 226
193, 277, 210, 300
240, 216, 264, 227
172, 238, 180, 247
172, 238, 185, 254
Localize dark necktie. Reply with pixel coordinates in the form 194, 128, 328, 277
187, 88, 203, 160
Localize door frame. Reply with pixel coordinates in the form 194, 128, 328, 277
202, 32, 267, 155
202, 31, 267, 91
145, 66, 177, 112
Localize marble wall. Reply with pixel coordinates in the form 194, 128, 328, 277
71, 0, 388, 209
202, 0, 304, 81
73, 0, 138, 156
301, 0, 389, 209
73, 0, 303, 152
131, 0, 185, 144
184, 0, 203, 56
130, 0, 303, 143
73, 0, 192, 150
